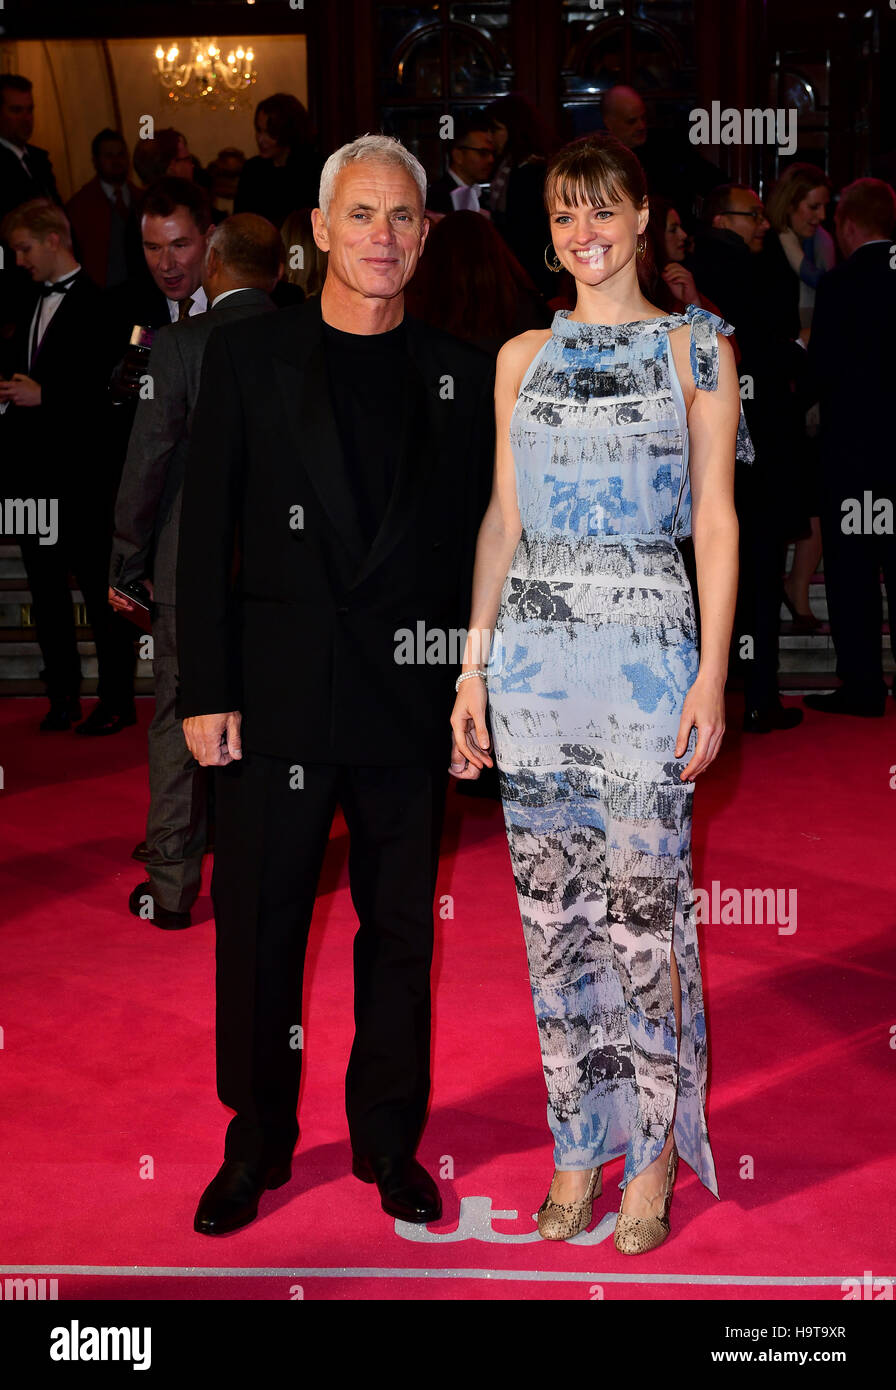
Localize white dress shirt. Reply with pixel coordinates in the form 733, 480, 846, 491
0, 134, 29, 167
448, 167, 483, 214
166, 285, 208, 322
210, 287, 250, 309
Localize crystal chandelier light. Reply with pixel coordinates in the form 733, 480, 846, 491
154, 38, 257, 110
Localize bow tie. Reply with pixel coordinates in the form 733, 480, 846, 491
39, 273, 79, 298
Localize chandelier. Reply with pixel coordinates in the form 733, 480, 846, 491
154, 38, 257, 110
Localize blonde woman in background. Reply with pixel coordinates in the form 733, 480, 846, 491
762, 164, 835, 631
280, 207, 328, 298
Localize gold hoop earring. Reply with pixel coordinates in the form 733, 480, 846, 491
544, 244, 562, 273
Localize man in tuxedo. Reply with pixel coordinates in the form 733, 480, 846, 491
66, 129, 142, 290
805, 178, 896, 717
108, 214, 283, 930
177, 134, 495, 1232
692, 183, 805, 734
0, 199, 136, 732
426, 114, 495, 215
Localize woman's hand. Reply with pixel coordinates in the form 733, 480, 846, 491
662, 263, 698, 305
675, 674, 726, 782
449, 676, 493, 779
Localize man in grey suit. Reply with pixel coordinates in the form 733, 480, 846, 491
108, 213, 285, 928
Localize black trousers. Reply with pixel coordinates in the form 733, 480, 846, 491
732, 466, 787, 711
819, 492, 896, 697
211, 751, 448, 1167
19, 524, 135, 712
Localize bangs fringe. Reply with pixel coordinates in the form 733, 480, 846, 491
545, 167, 626, 215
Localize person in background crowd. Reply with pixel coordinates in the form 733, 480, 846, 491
132, 131, 225, 225
692, 183, 807, 734
485, 93, 552, 295
109, 214, 283, 928
0, 74, 63, 341
425, 114, 495, 215
65, 129, 142, 290
279, 207, 325, 299
234, 93, 322, 227
133, 128, 190, 188
0, 198, 135, 734
104, 178, 215, 671
600, 85, 648, 150
209, 147, 246, 216
405, 208, 549, 355
106, 177, 214, 342
806, 178, 896, 718
762, 164, 836, 633
0, 74, 61, 215
644, 193, 731, 326
596, 84, 724, 224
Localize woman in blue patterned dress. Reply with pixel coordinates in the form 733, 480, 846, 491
449, 135, 750, 1252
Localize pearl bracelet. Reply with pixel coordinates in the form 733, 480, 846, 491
455, 668, 487, 693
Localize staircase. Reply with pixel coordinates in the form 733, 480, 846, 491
778, 544, 893, 692
0, 542, 891, 698
0, 543, 155, 696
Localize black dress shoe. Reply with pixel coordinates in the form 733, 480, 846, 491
40, 698, 82, 731
743, 704, 804, 734
804, 688, 886, 718
194, 1158, 292, 1236
128, 881, 191, 930
75, 704, 137, 736
352, 1153, 442, 1224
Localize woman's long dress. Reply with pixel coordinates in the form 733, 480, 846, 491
487, 304, 753, 1196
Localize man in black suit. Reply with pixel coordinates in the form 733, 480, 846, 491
0, 199, 136, 732
0, 74, 61, 215
692, 183, 806, 734
177, 134, 495, 1233
805, 179, 896, 717
0, 75, 63, 355
108, 214, 283, 930
105, 177, 214, 354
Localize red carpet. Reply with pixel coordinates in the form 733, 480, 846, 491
1, 694, 894, 1301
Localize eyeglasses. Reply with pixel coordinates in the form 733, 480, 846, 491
720, 208, 767, 222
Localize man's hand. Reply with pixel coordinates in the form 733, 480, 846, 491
108, 578, 154, 613
183, 711, 242, 766
0, 374, 41, 407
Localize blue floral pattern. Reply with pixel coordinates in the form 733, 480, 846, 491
487, 307, 743, 1196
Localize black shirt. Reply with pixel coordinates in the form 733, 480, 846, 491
322, 317, 409, 545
